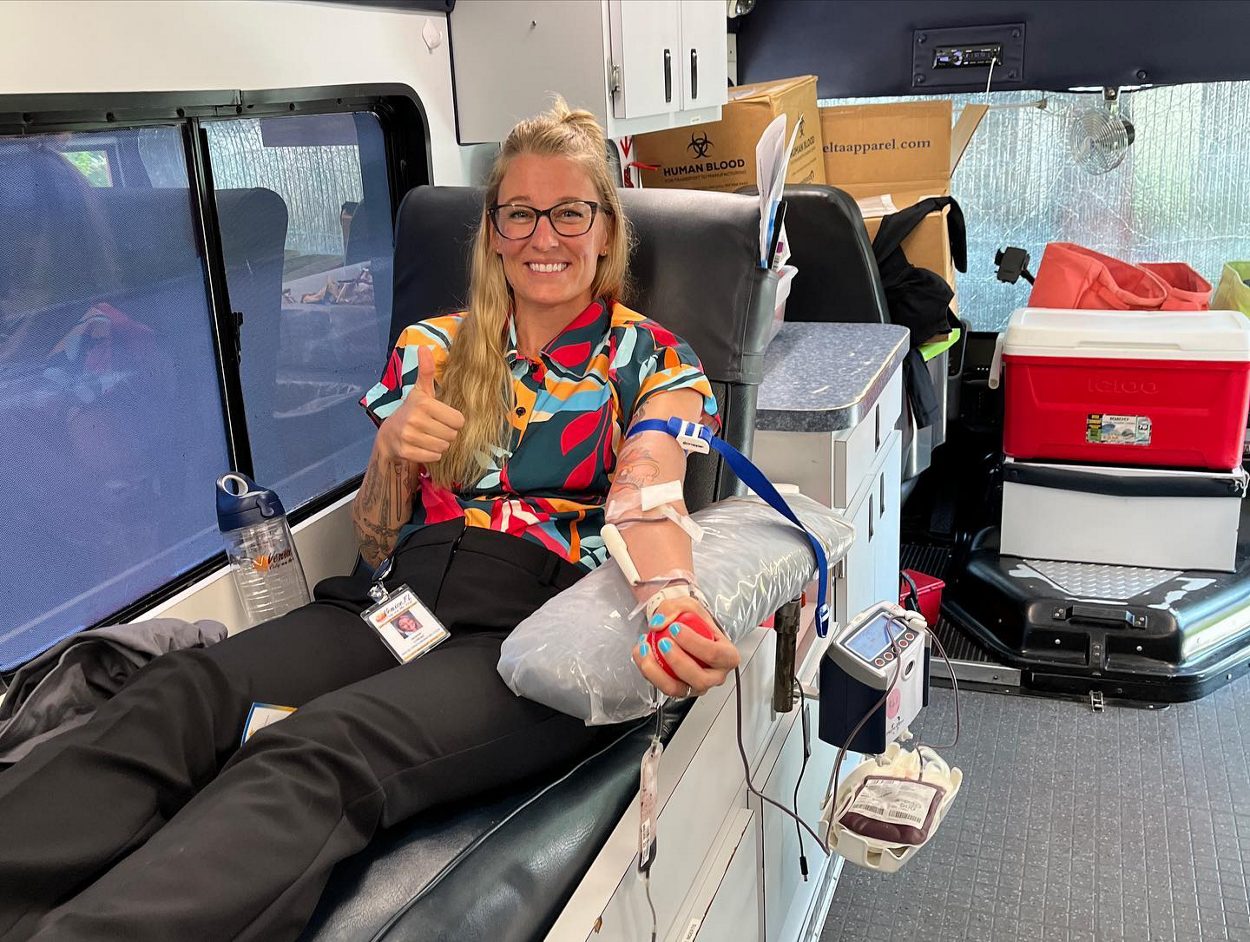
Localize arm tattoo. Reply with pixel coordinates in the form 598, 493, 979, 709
615, 396, 670, 485
613, 439, 663, 491
611, 394, 689, 497
353, 456, 415, 568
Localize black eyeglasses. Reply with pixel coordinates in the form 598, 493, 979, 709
488, 200, 607, 240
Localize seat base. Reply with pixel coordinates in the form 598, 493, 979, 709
301, 706, 687, 942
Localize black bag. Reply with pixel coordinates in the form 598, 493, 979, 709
871, 195, 967, 346
871, 196, 967, 428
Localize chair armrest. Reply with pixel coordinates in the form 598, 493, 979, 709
499, 494, 855, 725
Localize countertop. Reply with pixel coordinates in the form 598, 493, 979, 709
755, 322, 910, 432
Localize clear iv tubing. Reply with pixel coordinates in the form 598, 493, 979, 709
915, 624, 962, 750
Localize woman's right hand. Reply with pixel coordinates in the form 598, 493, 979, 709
376, 346, 465, 465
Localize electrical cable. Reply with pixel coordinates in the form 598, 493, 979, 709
733, 667, 831, 853
791, 677, 811, 880
913, 624, 961, 750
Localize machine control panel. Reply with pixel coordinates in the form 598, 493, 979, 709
843, 610, 921, 668
839, 604, 925, 675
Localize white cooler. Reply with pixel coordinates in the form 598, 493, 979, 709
1000, 458, 1248, 572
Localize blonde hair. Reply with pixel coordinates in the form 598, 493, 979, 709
431, 98, 632, 490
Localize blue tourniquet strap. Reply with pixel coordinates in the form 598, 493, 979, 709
629, 417, 833, 636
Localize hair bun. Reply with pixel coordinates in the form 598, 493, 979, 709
550, 96, 603, 141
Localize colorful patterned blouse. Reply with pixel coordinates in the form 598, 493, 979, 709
360, 299, 718, 570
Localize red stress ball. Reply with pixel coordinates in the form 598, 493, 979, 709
647, 612, 717, 681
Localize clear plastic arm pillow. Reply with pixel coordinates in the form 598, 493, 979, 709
498, 494, 855, 725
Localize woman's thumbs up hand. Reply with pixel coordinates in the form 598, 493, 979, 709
377, 345, 466, 466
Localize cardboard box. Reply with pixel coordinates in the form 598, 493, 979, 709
819, 100, 987, 299
632, 75, 825, 193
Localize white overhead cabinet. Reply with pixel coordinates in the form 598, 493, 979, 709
449, 0, 727, 143
678, 0, 727, 111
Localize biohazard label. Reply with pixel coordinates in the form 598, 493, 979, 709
1087, 413, 1152, 446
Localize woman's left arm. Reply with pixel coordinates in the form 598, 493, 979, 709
611, 388, 740, 698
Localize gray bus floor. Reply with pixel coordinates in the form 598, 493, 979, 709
821, 675, 1250, 942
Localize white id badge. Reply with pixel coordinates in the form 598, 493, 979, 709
361, 583, 450, 663
241, 703, 296, 745
638, 739, 663, 872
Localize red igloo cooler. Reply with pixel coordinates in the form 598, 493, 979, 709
989, 308, 1250, 470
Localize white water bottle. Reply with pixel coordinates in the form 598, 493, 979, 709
216, 473, 310, 624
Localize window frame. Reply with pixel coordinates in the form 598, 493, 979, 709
0, 85, 430, 631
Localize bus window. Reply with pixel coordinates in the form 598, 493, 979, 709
0, 128, 229, 667
204, 111, 395, 512
61, 149, 114, 187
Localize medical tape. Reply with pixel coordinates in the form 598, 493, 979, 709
638, 583, 703, 621
606, 510, 704, 544
640, 480, 683, 511
642, 481, 704, 542
627, 571, 710, 621
659, 504, 703, 543
604, 488, 657, 523
603, 490, 643, 524
607, 481, 703, 543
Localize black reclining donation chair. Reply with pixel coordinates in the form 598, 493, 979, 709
300, 185, 780, 941
770, 183, 954, 485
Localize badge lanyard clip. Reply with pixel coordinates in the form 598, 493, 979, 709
368, 555, 395, 604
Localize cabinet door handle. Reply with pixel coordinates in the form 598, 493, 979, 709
690, 48, 698, 100
868, 494, 875, 542
664, 48, 672, 103
879, 473, 886, 518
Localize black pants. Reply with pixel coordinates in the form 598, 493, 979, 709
0, 522, 614, 941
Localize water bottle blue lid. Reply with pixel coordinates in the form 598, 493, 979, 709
216, 473, 287, 532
